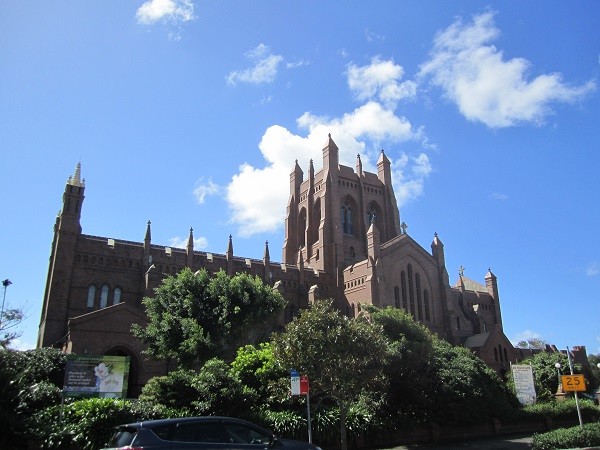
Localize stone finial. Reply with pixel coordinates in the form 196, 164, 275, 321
459, 265, 465, 277
400, 222, 408, 235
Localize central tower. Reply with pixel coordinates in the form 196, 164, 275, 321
282, 135, 401, 281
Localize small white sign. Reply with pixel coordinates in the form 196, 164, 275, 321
291, 375, 301, 396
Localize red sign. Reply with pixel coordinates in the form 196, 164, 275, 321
300, 375, 309, 395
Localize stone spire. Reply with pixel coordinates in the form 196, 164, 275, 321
68, 162, 85, 187
186, 227, 194, 267
356, 153, 363, 177
263, 240, 271, 284
226, 234, 234, 275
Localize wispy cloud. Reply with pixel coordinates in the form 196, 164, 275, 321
136, 0, 196, 40
193, 178, 219, 204
490, 192, 508, 201
365, 28, 385, 43
226, 44, 285, 86
512, 329, 544, 345
586, 261, 600, 277
136, 0, 195, 25
419, 12, 596, 128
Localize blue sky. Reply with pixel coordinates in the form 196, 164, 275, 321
1, 1, 599, 355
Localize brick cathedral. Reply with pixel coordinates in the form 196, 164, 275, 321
38, 135, 519, 396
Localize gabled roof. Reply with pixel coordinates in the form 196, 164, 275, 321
455, 275, 488, 293
463, 332, 491, 348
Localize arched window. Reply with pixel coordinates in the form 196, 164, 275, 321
401, 271, 408, 310
100, 285, 109, 308
415, 273, 423, 321
113, 287, 122, 305
498, 344, 503, 362
394, 286, 400, 308
503, 347, 508, 362
87, 285, 96, 308
341, 205, 354, 235
407, 264, 415, 318
424, 290, 430, 321
456, 317, 460, 330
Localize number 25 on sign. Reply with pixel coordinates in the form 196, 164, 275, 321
561, 374, 586, 392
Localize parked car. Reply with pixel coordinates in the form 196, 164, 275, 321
102, 416, 322, 450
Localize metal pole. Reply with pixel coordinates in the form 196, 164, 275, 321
306, 392, 312, 444
566, 346, 583, 429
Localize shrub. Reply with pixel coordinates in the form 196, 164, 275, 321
523, 398, 600, 422
532, 422, 600, 450
29, 398, 177, 450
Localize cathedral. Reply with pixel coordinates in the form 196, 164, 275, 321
38, 135, 518, 396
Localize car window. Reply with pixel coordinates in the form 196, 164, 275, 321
173, 421, 226, 443
149, 423, 172, 440
106, 427, 137, 447
223, 422, 272, 445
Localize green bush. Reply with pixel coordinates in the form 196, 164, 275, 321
532, 422, 600, 450
28, 398, 176, 450
523, 398, 600, 422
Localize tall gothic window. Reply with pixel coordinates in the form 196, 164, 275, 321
424, 290, 430, 321
113, 287, 122, 305
341, 204, 354, 235
407, 264, 415, 318
401, 271, 408, 310
100, 285, 109, 308
394, 286, 400, 308
87, 285, 96, 308
415, 273, 423, 321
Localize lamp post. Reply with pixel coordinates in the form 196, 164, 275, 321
555, 362, 566, 401
0, 279, 12, 326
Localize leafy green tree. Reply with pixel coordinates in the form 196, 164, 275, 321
139, 369, 199, 411
430, 338, 519, 424
191, 358, 255, 416
1, 307, 24, 348
133, 268, 286, 368
231, 343, 289, 407
0, 348, 66, 449
271, 300, 390, 450
516, 338, 548, 349
514, 351, 571, 401
367, 306, 437, 426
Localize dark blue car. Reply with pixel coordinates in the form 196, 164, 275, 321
102, 416, 322, 450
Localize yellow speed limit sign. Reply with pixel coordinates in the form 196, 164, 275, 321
561, 374, 586, 392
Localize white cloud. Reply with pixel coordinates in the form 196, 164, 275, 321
490, 192, 508, 201
419, 12, 596, 128
193, 179, 219, 204
586, 261, 600, 277
226, 102, 428, 236
347, 57, 417, 109
512, 329, 544, 345
365, 28, 385, 43
168, 235, 208, 250
226, 44, 285, 86
8, 337, 35, 351
136, 0, 195, 25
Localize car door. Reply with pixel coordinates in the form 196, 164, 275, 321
220, 420, 273, 450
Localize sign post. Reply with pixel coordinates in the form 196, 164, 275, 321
290, 370, 312, 443
511, 364, 537, 405
566, 347, 584, 429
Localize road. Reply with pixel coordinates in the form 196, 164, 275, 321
376, 433, 533, 449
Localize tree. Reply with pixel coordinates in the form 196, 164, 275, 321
513, 351, 571, 401
367, 306, 437, 425
133, 268, 286, 368
1, 308, 24, 349
516, 338, 548, 349
271, 300, 390, 450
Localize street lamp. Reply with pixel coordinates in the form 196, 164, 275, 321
555, 362, 562, 393
0, 279, 12, 325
